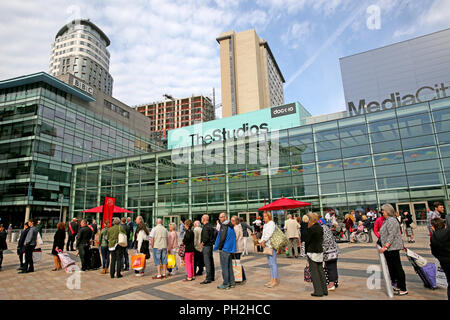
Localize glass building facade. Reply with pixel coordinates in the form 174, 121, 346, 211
0, 73, 161, 227
71, 97, 450, 226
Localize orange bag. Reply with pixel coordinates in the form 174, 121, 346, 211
131, 253, 146, 271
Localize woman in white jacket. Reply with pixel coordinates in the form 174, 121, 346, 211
134, 216, 150, 277
260, 211, 278, 288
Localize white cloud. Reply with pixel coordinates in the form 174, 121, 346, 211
256, 0, 348, 15
392, 0, 450, 39
281, 21, 313, 49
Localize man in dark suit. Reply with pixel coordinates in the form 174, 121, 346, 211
76, 219, 93, 271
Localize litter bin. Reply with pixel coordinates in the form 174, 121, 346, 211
11, 232, 18, 243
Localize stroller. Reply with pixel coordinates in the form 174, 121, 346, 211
331, 223, 348, 243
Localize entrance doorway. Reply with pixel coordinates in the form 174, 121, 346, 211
396, 202, 429, 225
238, 212, 258, 225
162, 215, 180, 229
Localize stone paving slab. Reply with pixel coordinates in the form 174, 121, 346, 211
0, 228, 447, 300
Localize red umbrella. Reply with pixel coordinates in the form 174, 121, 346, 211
82, 205, 133, 213
258, 197, 310, 211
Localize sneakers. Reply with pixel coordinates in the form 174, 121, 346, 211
152, 275, 162, 280
395, 290, 408, 296
217, 284, 230, 290
328, 286, 336, 291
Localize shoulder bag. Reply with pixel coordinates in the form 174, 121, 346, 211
269, 226, 288, 251
118, 232, 128, 247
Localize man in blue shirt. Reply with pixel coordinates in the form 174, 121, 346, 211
214, 212, 236, 290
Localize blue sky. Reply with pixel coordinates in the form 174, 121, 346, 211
1, 0, 449, 117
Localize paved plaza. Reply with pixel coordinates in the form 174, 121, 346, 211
0, 226, 447, 300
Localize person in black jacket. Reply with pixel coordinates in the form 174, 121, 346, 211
300, 215, 309, 257
91, 219, 98, 241
17, 222, 30, 270
66, 218, 78, 251
51, 222, 66, 271
430, 218, 450, 300
200, 214, 216, 284
305, 212, 328, 297
76, 219, 93, 272
0, 224, 7, 271
183, 220, 195, 281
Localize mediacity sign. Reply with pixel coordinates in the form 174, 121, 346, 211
168, 102, 304, 149
347, 82, 450, 117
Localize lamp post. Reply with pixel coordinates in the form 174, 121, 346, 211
58, 193, 64, 222
163, 93, 176, 139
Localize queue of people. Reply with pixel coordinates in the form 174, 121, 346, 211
2, 205, 449, 301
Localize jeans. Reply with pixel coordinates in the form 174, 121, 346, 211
243, 237, 249, 255
288, 238, 299, 257
24, 244, 35, 272
233, 253, 246, 281
19, 251, 24, 268
384, 250, 407, 291
122, 247, 129, 269
308, 257, 328, 296
202, 246, 215, 281
100, 246, 110, 269
267, 249, 278, 279
194, 249, 204, 275
78, 244, 91, 271
219, 250, 235, 287
0, 249, 3, 268
325, 259, 338, 283
110, 246, 123, 277
185, 252, 194, 278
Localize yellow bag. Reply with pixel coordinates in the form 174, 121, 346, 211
167, 253, 176, 269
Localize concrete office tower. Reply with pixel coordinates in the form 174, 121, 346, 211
49, 19, 114, 95
217, 29, 285, 118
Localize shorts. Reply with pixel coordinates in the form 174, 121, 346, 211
152, 248, 168, 266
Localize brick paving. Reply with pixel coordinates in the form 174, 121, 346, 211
0, 226, 447, 300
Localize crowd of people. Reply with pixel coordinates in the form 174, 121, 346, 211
0, 201, 449, 300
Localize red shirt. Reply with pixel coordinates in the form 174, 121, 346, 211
374, 216, 385, 238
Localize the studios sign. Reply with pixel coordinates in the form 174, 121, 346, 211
347, 82, 450, 117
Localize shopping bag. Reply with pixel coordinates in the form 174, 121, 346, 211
167, 254, 176, 269
131, 253, 146, 271
37, 233, 44, 245
57, 249, 75, 268
233, 260, 243, 282
33, 248, 42, 262
435, 258, 448, 289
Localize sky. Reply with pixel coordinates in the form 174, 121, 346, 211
1, 0, 450, 118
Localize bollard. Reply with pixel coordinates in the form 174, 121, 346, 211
11, 232, 18, 243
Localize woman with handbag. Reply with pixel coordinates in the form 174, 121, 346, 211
305, 212, 328, 297
134, 216, 150, 277
261, 211, 278, 288
51, 222, 66, 271
182, 220, 195, 281
379, 204, 408, 296
231, 216, 246, 284
320, 220, 339, 291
